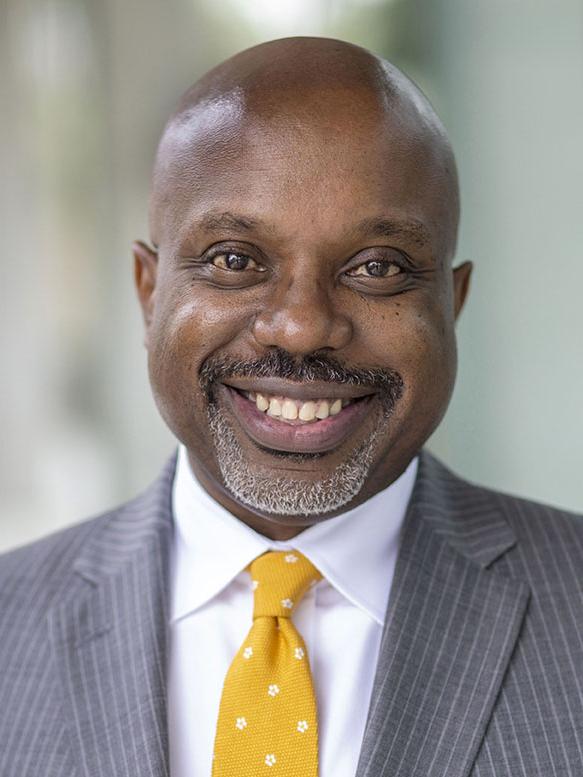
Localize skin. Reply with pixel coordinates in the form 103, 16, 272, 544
133, 37, 472, 540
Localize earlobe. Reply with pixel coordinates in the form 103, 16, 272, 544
132, 240, 159, 345
453, 261, 473, 320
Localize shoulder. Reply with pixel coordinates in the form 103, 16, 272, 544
418, 450, 583, 584
0, 509, 117, 613
482, 481, 583, 543
488, 486, 583, 593
458, 459, 579, 537
419, 448, 582, 527
0, 452, 177, 612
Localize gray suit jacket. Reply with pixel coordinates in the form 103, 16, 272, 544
1, 451, 583, 776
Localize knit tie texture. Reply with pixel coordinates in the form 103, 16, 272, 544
212, 550, 322, 776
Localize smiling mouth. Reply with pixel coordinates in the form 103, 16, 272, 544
220, 384, 376, 455
236, 388, 362, 424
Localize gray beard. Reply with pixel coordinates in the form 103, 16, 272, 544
207, 402, 384, 517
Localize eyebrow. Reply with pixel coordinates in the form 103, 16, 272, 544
352, 216, 431, 248
194, 210, 431, 248
198, 211, 263, 234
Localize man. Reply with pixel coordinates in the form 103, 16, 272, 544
0, 36, 581, 777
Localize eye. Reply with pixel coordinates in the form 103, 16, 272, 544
209, 251, 265, 272
346, 259, 403, 278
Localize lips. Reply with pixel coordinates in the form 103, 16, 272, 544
220, 384, 376, 454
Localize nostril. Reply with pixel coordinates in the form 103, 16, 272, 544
252, 305, 352, 353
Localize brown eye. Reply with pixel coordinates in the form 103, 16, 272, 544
211, 252, 264, 271
349, 260, 402, 278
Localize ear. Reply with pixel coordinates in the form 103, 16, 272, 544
452, 260, 473, 321
133, 240, 159, 348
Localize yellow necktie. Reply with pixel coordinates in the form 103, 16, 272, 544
212, 550, 322, 775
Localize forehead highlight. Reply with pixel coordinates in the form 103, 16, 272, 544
149, 39, 460, 258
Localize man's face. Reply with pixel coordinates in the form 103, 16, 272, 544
135, 92, 470, 537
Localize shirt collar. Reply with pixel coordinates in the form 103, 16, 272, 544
171, 444, 418, 626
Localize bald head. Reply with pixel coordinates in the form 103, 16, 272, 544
150, 37, 459, 257
173, 37, 442, 124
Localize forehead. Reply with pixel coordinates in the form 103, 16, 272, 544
152, 90, 456, 256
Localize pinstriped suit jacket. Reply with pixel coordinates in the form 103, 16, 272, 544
1, 451, 583, 776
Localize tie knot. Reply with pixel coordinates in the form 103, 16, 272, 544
248, 551, 322, 619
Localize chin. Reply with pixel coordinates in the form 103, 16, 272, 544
206, 400, 385, 518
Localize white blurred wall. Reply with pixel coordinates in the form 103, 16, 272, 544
1, 0, 581, 552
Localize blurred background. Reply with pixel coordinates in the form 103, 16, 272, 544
1, 0, 582, 552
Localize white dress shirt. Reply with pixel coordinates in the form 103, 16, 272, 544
168, 445, 418, 777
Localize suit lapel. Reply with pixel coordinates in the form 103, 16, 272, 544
50, 456, 176, 777
356, 453, 530, 777
48, 448, 530, 777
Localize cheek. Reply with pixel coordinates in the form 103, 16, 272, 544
360, 298, 457, 402
147, 287, 249, 431
152, 285, 245, 365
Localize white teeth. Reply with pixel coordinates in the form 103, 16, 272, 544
246, 390, 358, 424
256, 393, 269, 412
267, 399, 281, 418
267, 398, 282, 417
329, 399, 342, 416
282, 399, 298, 420
298, 401, 317, 421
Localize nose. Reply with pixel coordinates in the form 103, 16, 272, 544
252, 275, 353, 355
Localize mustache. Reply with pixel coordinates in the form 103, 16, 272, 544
199, 348, 404, 415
